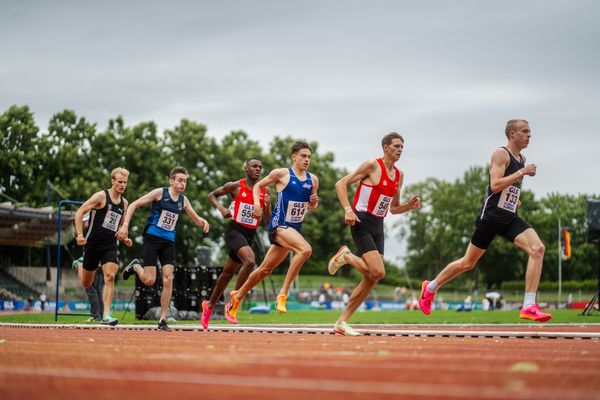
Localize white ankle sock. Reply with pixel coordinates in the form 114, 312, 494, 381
523, 292, 536, 308
427, 279, 439, 293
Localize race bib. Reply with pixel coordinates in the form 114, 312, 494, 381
156, 210, 179, 231
497, 185, 520, 213
285, 201, 308, 223
373, 194, 392, 217
235, 203, 258, 226
102, 211, 122, 232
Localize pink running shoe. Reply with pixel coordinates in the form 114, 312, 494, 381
419, 280, 435, 315
520, 304, 552, 323
200, 301, 212, 330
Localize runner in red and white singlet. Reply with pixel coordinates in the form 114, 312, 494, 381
328, 132, 421, 336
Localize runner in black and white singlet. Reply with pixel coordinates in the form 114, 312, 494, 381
419, 120, 552, 323
327, 132, 421, 336
74, 167, 133, 326
200, 158, 271, 329
226, 140, 320, 320
117, 166, 210, 331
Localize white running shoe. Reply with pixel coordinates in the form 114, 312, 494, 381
328, 245, 351, 275
333, 320, 360, 337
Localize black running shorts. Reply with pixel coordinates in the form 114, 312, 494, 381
470, 216, 531, 250
268, 225, 303, 247
224, 221, 256, 263
142, 234, 176, 267
82, 244, 118, 271
351, 211, 385, 256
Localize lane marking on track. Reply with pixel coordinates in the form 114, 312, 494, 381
0, 365, 596, 400
1, 322, 599, 339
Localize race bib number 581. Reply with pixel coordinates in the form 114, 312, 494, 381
373, 195, 392, 217
157, 210, 179, 231
285, 201, 308, 223
497, 186, 520, 213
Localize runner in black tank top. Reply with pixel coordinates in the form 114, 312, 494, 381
419, 120, 552, 323
74, 168, 133, 326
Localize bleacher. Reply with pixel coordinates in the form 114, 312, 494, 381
0, 268, 39, 301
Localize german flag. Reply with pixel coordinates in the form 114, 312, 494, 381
562, 227, 572, 259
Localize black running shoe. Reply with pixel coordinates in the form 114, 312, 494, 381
122, 258, 140, 281
157, 319, 172, 331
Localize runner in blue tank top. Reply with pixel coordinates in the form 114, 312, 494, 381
117, 166, 210, 331
226, 140, 320, 319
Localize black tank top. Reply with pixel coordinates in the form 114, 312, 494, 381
478, 147, 524, 223
85, 190, 125, 247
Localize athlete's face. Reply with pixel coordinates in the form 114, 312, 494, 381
292, 148, 312, 171
111, 173, 128, 193
384, 138, 404, 161
510, 122, 531, 149
170, 173, 188, 193
245, 160, 263, 180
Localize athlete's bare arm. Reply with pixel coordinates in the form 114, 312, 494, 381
389, 171, 420, 215
309, 174, 320, 211
335, 159, 379, 225
252, 168, 288, 219
208, 181, 241, 218
74, 191, 106, 246
262, 187, 272, 226
489, 148, 536, 194
121, 198, 133, 247
183, 196, 210, 233
116, 188, 163, 241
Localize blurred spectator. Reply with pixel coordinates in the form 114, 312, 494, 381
39, 293, 47, 311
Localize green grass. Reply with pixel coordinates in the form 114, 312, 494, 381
2, 309, 599, 325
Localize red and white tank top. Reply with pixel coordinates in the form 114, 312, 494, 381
353, 158, 399, 218
229, 179, 266, 229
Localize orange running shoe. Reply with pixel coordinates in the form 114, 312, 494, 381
227, 290, 241, 320
520, 304, 552, 323
275, 294, 287, 313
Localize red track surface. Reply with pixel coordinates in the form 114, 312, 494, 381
1, 326, 599, 400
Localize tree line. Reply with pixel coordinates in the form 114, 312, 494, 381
2, 105, 597, 289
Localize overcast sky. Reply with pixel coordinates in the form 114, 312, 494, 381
2, 1, 599, 261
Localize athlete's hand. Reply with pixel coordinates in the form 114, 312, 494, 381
522, 164, 537, 177
123, 238, 133, 247
76, 234, 86, 246
253, 204, 263, 219
309, 193, 319, 210
197, 218, 210, 233
344, 209, 361, 226
219, 206, 232, 219
116, 225, 128, 241
406, 195, 421, 210
263, 192, 271, 205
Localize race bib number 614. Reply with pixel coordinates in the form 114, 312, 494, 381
285, 201, 308, 223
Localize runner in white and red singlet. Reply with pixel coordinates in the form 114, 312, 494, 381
328, 132, 420, 336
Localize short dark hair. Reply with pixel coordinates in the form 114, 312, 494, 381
505, 119, 529, 138
381, 132, 404, 148
169, 166, 188, 179
244, 157, 261, 167
291, 140, 312, 155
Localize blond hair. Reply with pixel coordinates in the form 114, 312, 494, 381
111, 167, 129, 180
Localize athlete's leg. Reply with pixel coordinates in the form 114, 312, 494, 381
208, 257, 240, 309
514, 228, 545, 293
235, 245, 289, 300
234, 246, 256, 290
159, 264, 174, 321
100, 262, 119, 318
338, 250, 384, 322
79, 267, 96, 288
274, 228, 312, 297
433, 243, 486, 287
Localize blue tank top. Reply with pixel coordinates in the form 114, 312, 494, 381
145, 188, 185, 242
269, 168, 313, 232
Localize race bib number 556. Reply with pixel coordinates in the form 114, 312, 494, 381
285, 201, 308, 223
497, 186, 520, 213
236, 203, 258, 226
157, 210, 179, 231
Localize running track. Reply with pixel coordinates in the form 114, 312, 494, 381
1, 324, 599, 400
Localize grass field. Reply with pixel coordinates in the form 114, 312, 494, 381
1, 309, 599, 325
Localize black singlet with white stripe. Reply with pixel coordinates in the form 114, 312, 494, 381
85, 190, 125, 247
478, 147, 524, 223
